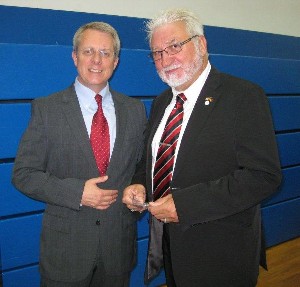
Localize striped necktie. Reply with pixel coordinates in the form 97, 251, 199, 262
90, 94, 110, 176
153, 93, 187, 200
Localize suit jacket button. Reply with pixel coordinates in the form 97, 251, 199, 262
96, 219, 101, 225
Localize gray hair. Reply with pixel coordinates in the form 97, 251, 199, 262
73, 22, 121, 57
146, 8, 204, 43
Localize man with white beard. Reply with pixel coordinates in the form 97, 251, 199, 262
123, 8, 281, 287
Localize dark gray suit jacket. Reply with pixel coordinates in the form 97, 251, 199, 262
133, 67, 282, 286
12, 85, 147, 282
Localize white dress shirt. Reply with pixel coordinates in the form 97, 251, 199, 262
151, 62, 211, 188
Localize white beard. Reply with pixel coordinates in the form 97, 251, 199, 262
158, 46, 203, 89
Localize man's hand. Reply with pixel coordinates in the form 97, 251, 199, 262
122, 184, 146, 212
81, 176, 118, 210
148, 194, 179, 223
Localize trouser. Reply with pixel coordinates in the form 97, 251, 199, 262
41, 263, 130, 287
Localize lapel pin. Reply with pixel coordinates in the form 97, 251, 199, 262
204, 97, 214, 106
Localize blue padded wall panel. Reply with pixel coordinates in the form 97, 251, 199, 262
141, 99, 153, 117
263, 198, 300, 247
0, 163, 45, 217
205, 26, 300, 60
137, 212, 149, 239
0, 5, 149, 50
2, 264, 40, 287
0, 44, 76, 100
0, 103, 31, 159
269, 96, 300, 132
210, 55, 300, 94
263, 166, 300, 206
0, 214, 42, 270
276, 133, 300, 167
110, 49, 166, 96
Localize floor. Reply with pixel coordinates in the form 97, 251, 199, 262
257, 236, 300, 286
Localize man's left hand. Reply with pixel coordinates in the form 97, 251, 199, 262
148, 194, 179, 223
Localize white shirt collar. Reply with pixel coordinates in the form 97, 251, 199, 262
74, 78, 111, 113
171, 61, 211, 104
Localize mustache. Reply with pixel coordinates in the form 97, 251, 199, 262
160, 64, 181, 73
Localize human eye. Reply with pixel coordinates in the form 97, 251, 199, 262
100, 50, 111, 58
170, 43, 181, 51
82, 48, 94, 56
151, 50, 162, 60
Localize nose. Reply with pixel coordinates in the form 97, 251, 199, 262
160, 51, 174, 67
92, 52, 102, 64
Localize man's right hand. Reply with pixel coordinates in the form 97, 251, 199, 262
122, 184, 146, 212
81, 176, 118, 210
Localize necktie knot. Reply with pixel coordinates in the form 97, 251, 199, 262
95, 94, 102, 106
176, 93, 187, 108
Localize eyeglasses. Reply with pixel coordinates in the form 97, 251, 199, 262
149, 35, 199, 62
77, 47, 115, 59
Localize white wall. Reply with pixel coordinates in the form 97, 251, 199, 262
1, 0, 299, 37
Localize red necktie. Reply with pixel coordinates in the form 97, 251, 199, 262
153, 93, 187, 200
90, 94, 110, 176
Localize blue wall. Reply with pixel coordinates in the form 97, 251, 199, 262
1, 5, 300, 287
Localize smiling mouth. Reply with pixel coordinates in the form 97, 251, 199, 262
165, 68, 177, 74
163, 64, 181, 74
89, 68, 103, 73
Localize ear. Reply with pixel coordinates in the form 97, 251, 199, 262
113, 57, 119, 70
198, 36, 208, 57
72, 50, 78, 67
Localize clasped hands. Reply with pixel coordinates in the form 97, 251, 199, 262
122, 184, 179, 223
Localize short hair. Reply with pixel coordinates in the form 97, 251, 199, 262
146, 8, 204, 43
73, 22, 121, 57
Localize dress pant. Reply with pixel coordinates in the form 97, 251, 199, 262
41, 241, 130, 287
162, 224, 177, 287
41, 264, 130, 287
162, 224, 258, 287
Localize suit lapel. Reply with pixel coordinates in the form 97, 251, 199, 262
61, 87, 130, 176
61, 86, 98, 170
148, 92, 173, 146
173, 67, 222, 179
106, 90, 127, 174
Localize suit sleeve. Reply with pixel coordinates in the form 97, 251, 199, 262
173, 84, 282, 225
12, 99, 84, 210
